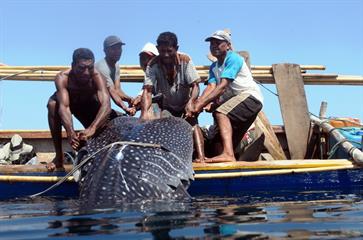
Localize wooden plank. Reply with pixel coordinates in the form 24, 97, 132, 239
194, 165, 356, 179
0, 65, 327, 71
255, 111, 287, 160
0, 159, 354, 174
272, 63, 311, 159
1, 72, 362, 85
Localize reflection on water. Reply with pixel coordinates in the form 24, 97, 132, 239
0, 194, 362, 239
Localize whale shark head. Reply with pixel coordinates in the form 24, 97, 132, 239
78, 116, 194, 207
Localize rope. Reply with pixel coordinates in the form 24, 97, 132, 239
254, 79, 279, 97
328, 138, 350, 159
29, 140, 164, 198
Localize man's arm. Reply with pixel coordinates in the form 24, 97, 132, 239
194, 78, 230, 113
55, 71, 79, 150
140, 86, 153, 120
108, 86, 135, 115
185, 82, 200, 116
79, 71, 111, 140
198, 82, 217, 112
114, 78, 133, 103
112, 78, 136, 115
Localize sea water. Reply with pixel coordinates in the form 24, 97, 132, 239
0, 192, 362, 240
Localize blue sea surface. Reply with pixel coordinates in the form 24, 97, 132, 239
0, 192, 362, 240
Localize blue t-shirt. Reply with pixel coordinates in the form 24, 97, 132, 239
207, 51, 263, 103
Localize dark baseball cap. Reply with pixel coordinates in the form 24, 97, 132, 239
103, 35, 125, 49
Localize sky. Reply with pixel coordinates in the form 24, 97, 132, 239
0, 0, 362, 130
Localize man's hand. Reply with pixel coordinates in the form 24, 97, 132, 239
185, 102, 196, 118
78, 127, 96, 142
203, 102, 218, 112
125, 107, 136, 116
68, 131, 80, 151
190, 100, 204, 115
131, 95, 142, 108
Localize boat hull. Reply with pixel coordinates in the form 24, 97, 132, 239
1, 167, 362, 201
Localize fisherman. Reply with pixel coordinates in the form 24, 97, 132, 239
46, 48, 114, 171
190, 30, 263, 163
132, 42, 159, 110
95, 35, 136, 116
140, 32, 205, 162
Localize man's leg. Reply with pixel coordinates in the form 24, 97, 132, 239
205, 112, 236, 163
192, 124, 206, 162
46, 98, 64, 171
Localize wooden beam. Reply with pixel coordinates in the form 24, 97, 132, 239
273, 63, 311, 159
2, 72, 362, 85
255, 111, 287, 160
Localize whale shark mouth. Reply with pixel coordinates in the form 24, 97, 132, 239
78, 116, 194, 207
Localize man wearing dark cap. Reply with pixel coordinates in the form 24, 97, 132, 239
190, 30, 263, 163
46, 48, 114, 171
96, 35, 136, 116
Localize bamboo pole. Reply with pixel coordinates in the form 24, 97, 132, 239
194, 165, 356, 179
0, 175, 74, 182
310, 115, 363, 165
0, 164, 357, 182
193, 159, 354, 171
1, 73, 362, 85
0, 64, 326, 71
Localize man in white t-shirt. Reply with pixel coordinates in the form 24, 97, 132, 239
190, 30, 263, 163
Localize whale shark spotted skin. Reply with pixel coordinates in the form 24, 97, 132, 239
78, 116, 194, 206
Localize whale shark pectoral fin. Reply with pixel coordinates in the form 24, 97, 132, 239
172, 182, 192, 199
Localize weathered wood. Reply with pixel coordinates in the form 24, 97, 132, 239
2, 72, 362, 85
237, 133, 265, 161
255, 111, 287, 160
0, 65, 326, 71
194, 165, 356, 179
0, 159, 354, 174
0, 164, 73, 174
273, 63, 311, 159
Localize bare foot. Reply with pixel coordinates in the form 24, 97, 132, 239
46, 157, 64, 172
204, 153, 236, 163
193, 157, 206, 163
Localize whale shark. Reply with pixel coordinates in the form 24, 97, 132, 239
77, 116, 194, 207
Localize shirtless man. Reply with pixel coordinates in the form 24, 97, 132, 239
46, 48, 113, 171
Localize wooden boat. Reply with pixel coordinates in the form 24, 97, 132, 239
0, 125, 361, 200
1, 62, 362, 201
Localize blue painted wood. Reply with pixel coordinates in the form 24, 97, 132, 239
1, 169, 362, 200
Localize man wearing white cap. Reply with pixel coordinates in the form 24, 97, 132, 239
139, 42, 159, 72
131, 42, 160, 110
190, 30, 263, 163
96, 35, 136, 116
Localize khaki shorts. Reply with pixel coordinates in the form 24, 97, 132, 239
215, 93, 263, 148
